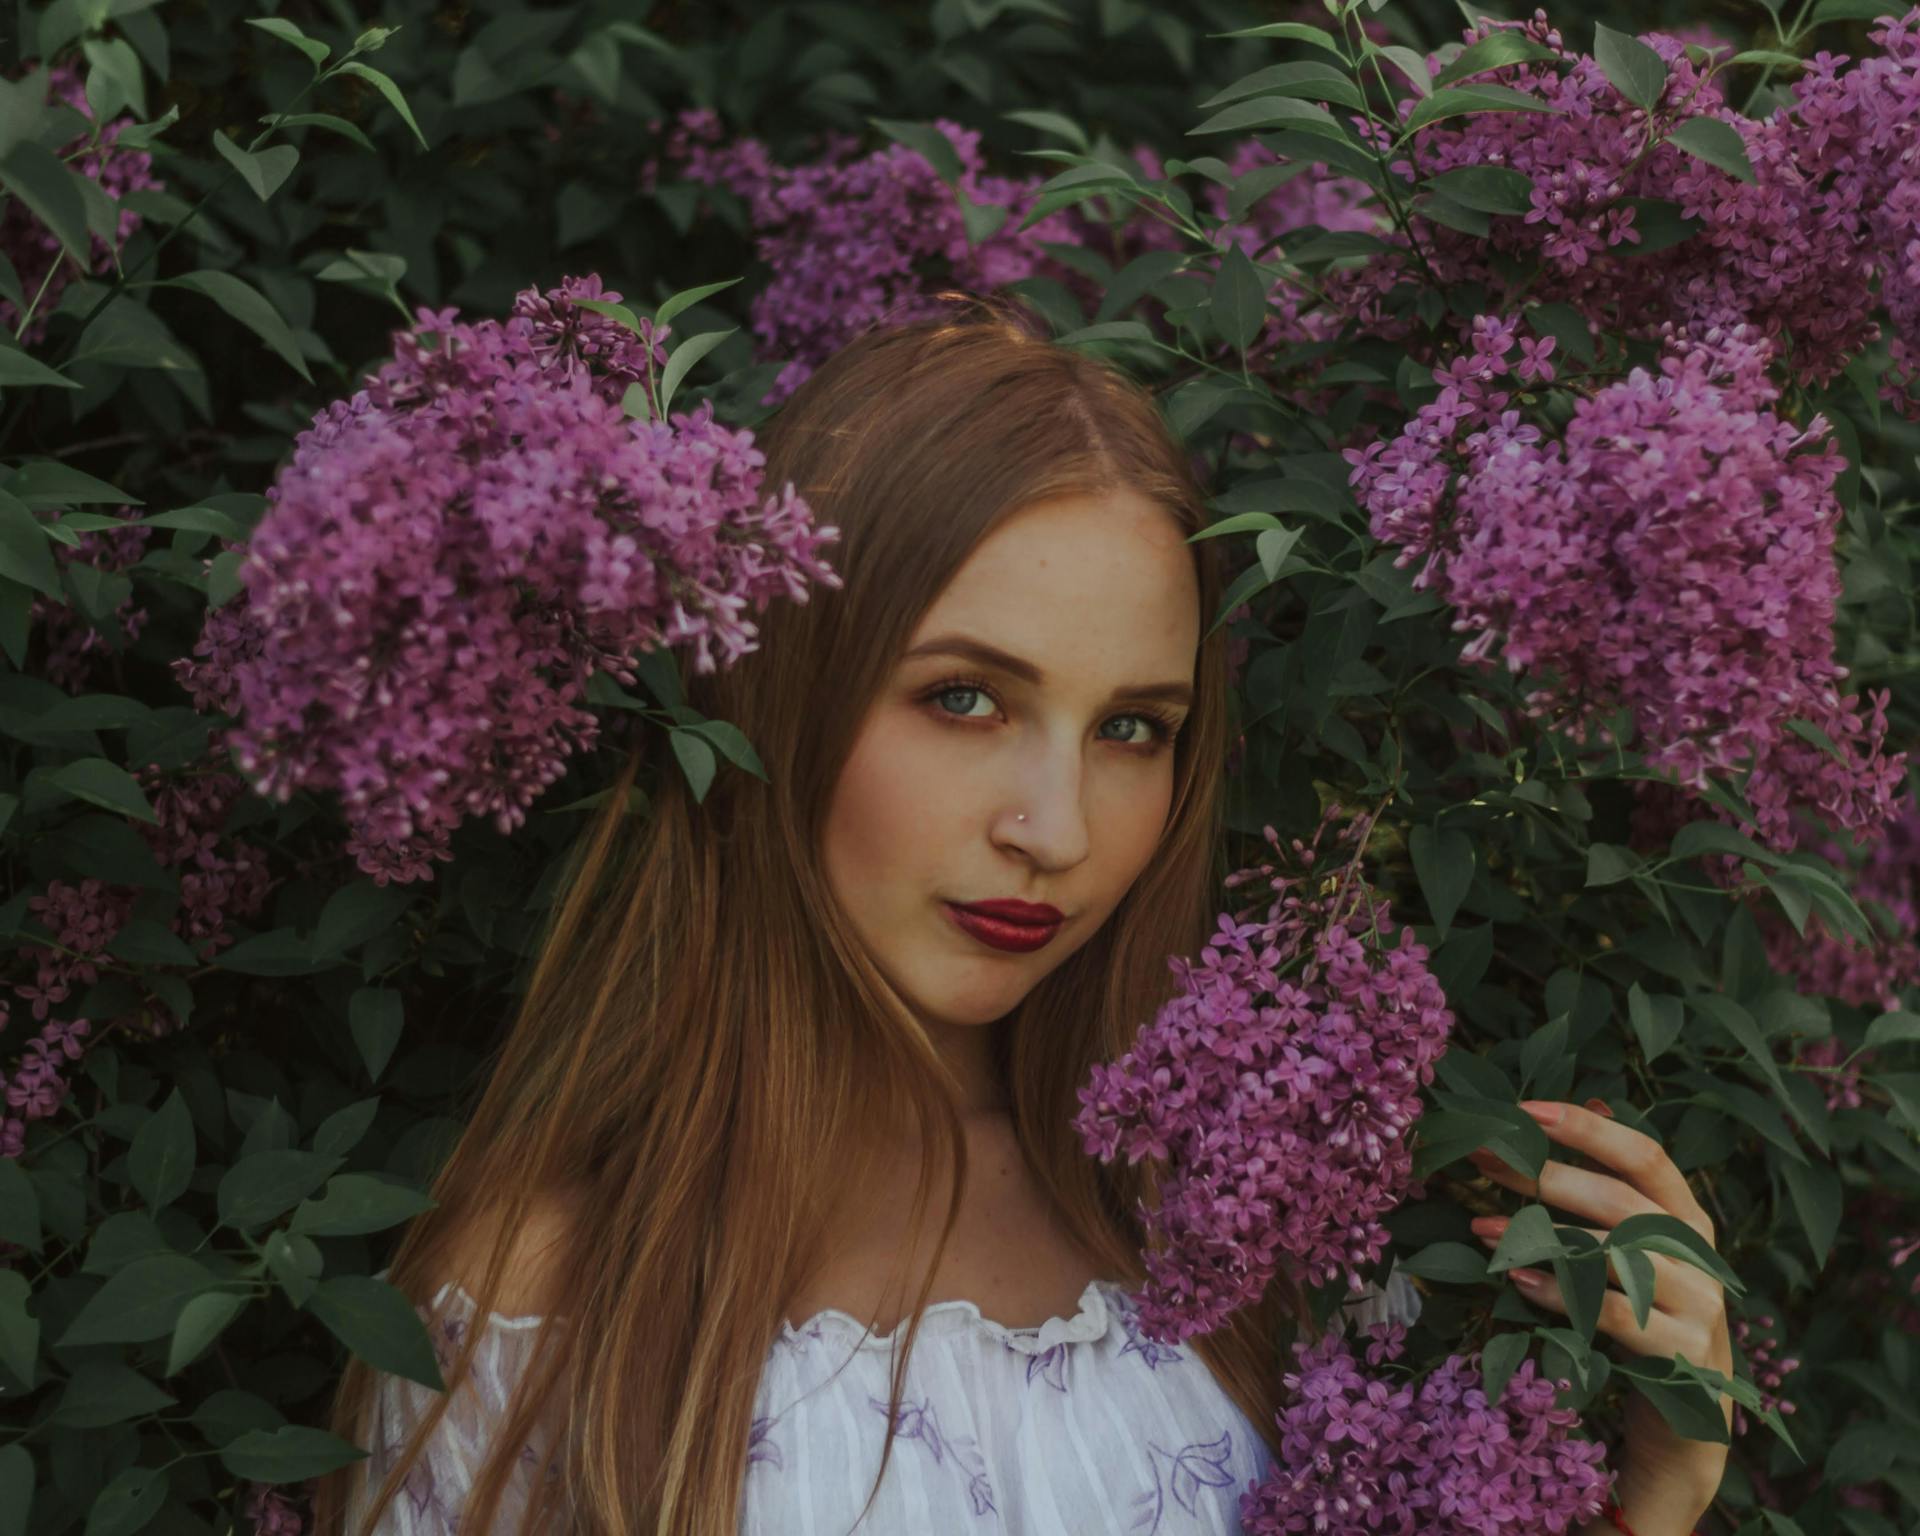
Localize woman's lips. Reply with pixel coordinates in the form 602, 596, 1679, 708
943, 901, 1063, 953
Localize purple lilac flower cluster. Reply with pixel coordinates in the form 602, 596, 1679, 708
172, 274, 843, 885
1379, 9, 1920, 407
1345, 314, 1906, 855
240, 1483, 305, 1536
1731, 1313, 1801, 1436
30, 509, 153, 690
1240, 1325, 1612, 1534
642, 111, 1078, 404
0, 63, 161, 345
1074, 803, 1454, 1342
0, 755, 273, 1161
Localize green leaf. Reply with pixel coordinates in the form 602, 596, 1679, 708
59, 1254, 217, 1346
166, 1291, 247, 1376
42, 757, 160, 824
0, 1157, 41, 1253
670, 727, 718, 802
268, 112, 376, 152
652, 276, 742, 328
1432, 31, 1558, 88
349, 988, 404, 1081
337, 62, 428, 150
154, 270, 312, 382
1211, 21, 1347, 57
312, 1098, 381, 1158
1425, 165, 1535, 214
289, 1174, 437, 1238
1594, 22, 1669, 109
0, 490, 61, 598
1607, 1212, 1744, 1294
3, 460, 140, 506
0, 142, 92, 271
1627, 984, 1684, 1066
217, 1150, 343, 1231
1190, 94, 1338, 136
211, 129, 300, 202
128, 1087, 194, 1214
1826, 1421, 1909, 1484
1865, 1010, 1920, 1049
1667, 116, 1757, 183
53, 1361, 175, 1427
1001, 108, 1090, 150
220, 1425, 369, 1483
1481, 1329, 1530, 1404
1586, 843, 1639, 887
305, 1275, 446, 1391
246, 16, 331, 67
1780, 1156, 1841, 1269
0, 346, 80, 389
1410, 825, 1475, 939
1690, 993, 1792, 1104
1210, 245, 1266, 353
311, 878, 415, 959
214, 928, 329, 975
1614, 1246, 1657, 1327
1396, 1241, 1489, 1284
1400, 85, 1558, 136
83, 1466, 166, 1536
0, 1270, 40, 1384
1486, 1204, 1569, 1271
869, 117, 963, 184
657, 327, 736, 418
0, 1445, 32, 1536
108, 917, 198, 967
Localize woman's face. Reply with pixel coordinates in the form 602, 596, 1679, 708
822, 486, 1199, 1039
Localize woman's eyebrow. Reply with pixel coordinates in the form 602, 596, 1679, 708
900, 634, 1194, 707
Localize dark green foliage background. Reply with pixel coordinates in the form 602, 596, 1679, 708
1, 1, 1917, 1534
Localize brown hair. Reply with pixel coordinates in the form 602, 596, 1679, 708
312, 292, 1299, 1536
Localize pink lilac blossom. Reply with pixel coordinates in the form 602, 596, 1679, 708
0, 751, 274, 1161
1344, 315, 1907, 854
0, 62, 162, 345
1731, 1313, 1801, 1436
1075, 802, 1455, 1342
30, 508, 152, 690
642, 112, 1080, 404
1369, 10, 1920, 406
172, 274, 842, 884
241, 1483, 305, 1536
1240, 1325, 1612, 1534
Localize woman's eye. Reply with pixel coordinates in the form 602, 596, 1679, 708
934, 686, 995, 720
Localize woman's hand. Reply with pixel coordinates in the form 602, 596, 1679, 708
1467, 1097, 1732, 1536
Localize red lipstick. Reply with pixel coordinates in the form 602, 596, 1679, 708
945, 898, 1066, 954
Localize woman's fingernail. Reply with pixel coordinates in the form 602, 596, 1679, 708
1470, 1215, 1510, 1239
1467, 1147, 1503, 1170
1510, 1267, 1548, 1289
1519, 1100, 1565, 1126
1584, 1096, 1615, 1119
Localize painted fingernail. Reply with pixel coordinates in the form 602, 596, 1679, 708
1467, 1147, 1504, 1171
1518, 1100, 1564, 1126
1510, 1267, 1548, 1289
1469, 1215, 1509, 1239
1584, 1096, 1616, 1119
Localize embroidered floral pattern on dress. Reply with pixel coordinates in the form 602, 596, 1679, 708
868, 1394, 997, 1516
746, 1415, 783, 1470
1113, 1292, 1185, 1369
1013, 1338, 1071, 1391
1128, 1432, 1239, 1534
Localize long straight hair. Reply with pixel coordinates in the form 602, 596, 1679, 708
312, 293, 1300, 1536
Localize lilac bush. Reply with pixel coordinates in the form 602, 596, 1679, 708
1345, 315, 1906, 854
173, 274, 843, 884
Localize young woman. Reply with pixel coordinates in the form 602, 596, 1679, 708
314, 298, 1732, 1536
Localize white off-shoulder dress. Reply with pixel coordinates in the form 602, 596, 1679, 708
345, 1267, 1422, 1536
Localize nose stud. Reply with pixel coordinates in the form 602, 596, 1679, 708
1016, 813, 1027, 821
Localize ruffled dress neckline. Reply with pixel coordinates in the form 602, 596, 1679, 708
780, 1276, 1130, 1357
